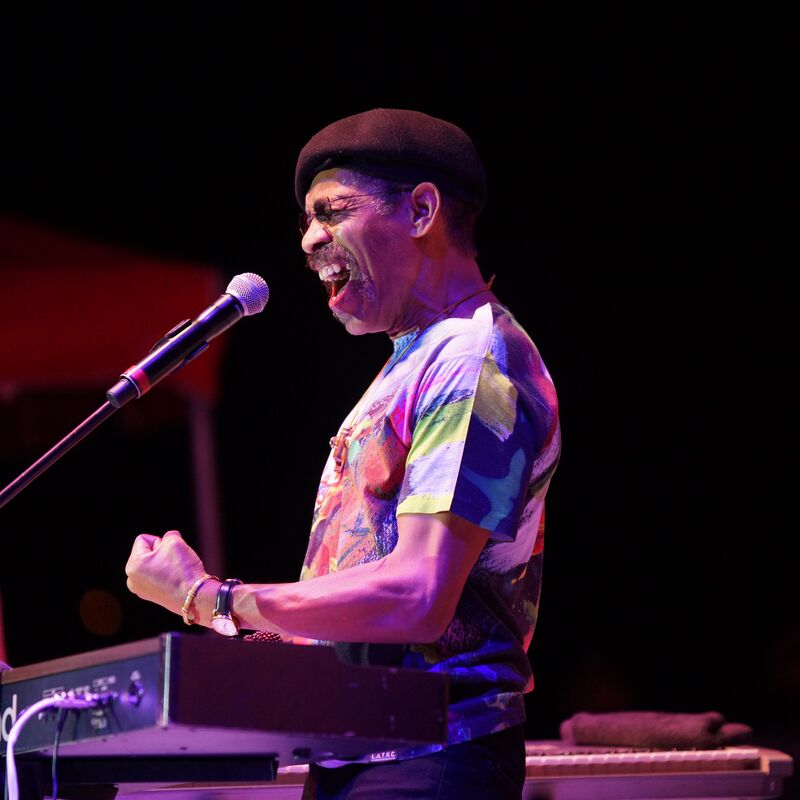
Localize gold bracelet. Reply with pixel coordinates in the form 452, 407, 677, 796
181, 573, 219, 625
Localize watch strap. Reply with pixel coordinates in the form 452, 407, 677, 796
213, 578, 242, 618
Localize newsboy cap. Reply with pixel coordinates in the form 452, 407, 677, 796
294, 108, 487, 210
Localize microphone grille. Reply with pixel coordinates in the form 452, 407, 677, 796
226, 272, 270, 316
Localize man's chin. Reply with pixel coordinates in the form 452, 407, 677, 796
332, 309, 378, 336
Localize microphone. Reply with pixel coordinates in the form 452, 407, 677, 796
106, 272, 269, 408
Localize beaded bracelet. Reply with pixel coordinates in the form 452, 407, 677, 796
181, 573, 219, 625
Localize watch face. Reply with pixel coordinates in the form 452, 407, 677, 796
212, 615, 239, 637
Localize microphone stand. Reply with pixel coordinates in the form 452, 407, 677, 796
0, 274, 269, 512
0, 323, 214, 510
0, 401, 117, 509
0, 314, 208, 511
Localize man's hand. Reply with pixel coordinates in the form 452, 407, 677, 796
125, 530, 207, 615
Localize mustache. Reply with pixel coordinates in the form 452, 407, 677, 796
306, 243, 357, 272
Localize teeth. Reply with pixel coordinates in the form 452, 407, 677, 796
318, 264, 349, 281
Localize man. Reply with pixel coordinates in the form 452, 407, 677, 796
126, 108, 560, 799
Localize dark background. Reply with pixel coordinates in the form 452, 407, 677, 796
1, 5, 795, 793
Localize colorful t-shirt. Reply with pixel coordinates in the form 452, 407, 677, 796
300, 302, 560, 750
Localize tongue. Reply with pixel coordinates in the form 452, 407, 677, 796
330, 274, 350, 298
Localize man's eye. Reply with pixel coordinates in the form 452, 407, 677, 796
318, 205, 351, 226
317, 206, 336, 223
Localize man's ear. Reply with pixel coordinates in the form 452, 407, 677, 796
407, 182, 441, 238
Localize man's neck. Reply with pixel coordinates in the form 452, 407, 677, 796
388, 258, 496, 340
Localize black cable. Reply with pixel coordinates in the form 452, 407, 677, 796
47, 707, 69, 800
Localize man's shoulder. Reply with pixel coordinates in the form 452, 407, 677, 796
425, 302, 545, 373
421, 302, 522, 358
391, 302, 557, 417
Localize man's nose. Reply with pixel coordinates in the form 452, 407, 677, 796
301, 218, 333, 254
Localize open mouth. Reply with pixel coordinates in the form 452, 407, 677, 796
318, 264, 351, 299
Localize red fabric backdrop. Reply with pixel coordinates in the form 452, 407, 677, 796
0, 213, 226, 402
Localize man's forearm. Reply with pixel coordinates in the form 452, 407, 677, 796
191, 554, 443, 643
125, 513, 487, 644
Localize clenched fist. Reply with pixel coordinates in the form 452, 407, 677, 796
125, 530, 207, 616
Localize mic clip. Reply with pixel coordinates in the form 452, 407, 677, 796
149, 318, 192, 352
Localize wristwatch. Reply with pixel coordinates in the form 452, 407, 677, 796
211, 578, 242, 636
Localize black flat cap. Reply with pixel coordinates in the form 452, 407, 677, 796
295, 108, 486, 210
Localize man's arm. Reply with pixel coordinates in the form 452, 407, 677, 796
126, 511, 488, 644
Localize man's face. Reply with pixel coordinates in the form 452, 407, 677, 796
301, 168, 416, 336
